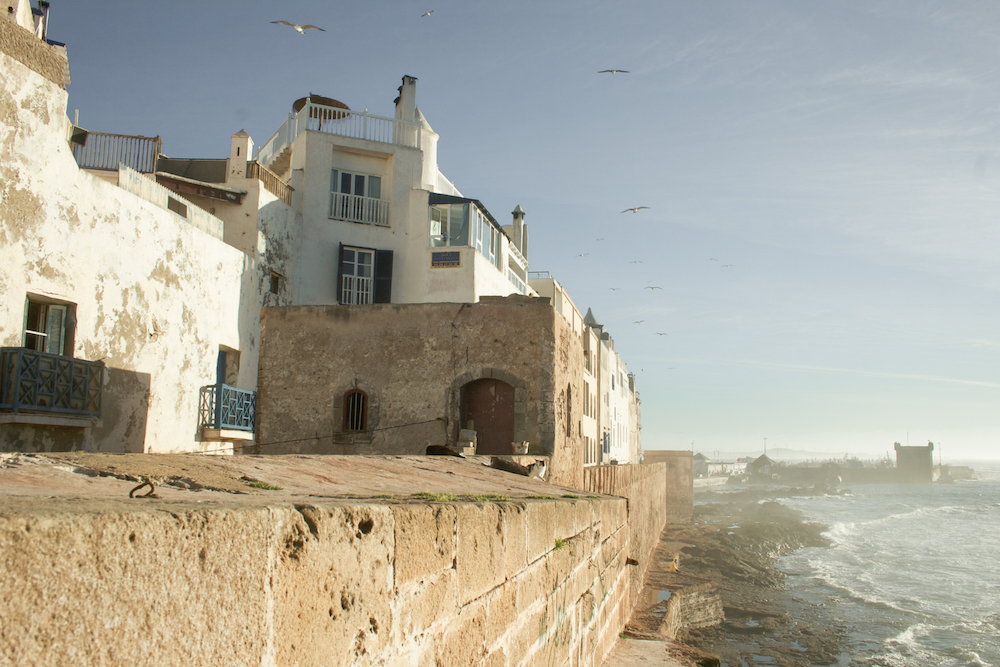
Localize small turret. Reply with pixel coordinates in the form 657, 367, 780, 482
229, 130, 253, 180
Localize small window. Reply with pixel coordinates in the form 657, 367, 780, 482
269, 272, 281, 294
343, 390, 368, 432
167, 196, 187, 218
23, 296, 75, 356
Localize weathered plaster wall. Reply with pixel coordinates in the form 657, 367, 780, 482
0, 49, 264, 453
256, 297, 587, 487
0, 495, 633, 667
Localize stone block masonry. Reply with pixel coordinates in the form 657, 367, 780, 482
0, 495, 633, 667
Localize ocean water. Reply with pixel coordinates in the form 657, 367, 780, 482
777, 461, 1000, 667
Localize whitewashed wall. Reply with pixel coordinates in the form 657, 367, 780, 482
0, 50, 267, 453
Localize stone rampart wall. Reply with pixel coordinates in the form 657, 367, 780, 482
583, 463, 669, 608
640, 450, 694, 523
0, 495, 633, 667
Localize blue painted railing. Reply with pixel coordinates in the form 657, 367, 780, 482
199, 383, 256, 432
0, 348, 103, 417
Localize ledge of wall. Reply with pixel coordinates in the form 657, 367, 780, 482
0, 18, 69, 87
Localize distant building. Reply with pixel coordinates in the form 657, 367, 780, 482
894, 441, 934, 483
747, 454, 776, 480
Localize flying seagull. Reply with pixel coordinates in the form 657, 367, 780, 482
596, 238, 605, 242
721, 264, 735, 268
422, 10, 434, 16
656, 333, 669, 336
576, 252, 589, 258
598, 69, 630, 74
608, 287, 622, 291
708, 258, 718, 261
271, 21, 325, 34
633, 320, 645, 324
644, 286, 662, 290
629, 260, 643, 264
622, 207, 649, 214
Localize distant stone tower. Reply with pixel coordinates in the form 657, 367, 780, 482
894, 441, 934, 483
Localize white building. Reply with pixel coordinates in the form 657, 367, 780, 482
253, 80, 532, 307
1, 10, 294, 453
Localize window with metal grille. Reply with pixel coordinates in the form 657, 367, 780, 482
343, 390, 368, 432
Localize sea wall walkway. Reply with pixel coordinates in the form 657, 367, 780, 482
0, 453, 685, 667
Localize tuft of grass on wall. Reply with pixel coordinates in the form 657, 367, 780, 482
554, 537, 567, 551
462, 493, 511, 502
247, 480, 283, 490
412, 492, 457, 502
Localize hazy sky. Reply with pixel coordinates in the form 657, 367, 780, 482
51, 1, 1000, 460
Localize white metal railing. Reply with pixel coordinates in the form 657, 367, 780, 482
118, 165, 223, 240
256, 112, 293, 171
330, 192, 389, 227
507, 269, 527, 295
507, 239, 527, 272
301, 103, 420, 147
527, 271, 552, 280
341, 275, 373, 305
257, 104, 421, 171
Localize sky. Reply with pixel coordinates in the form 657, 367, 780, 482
49, 1, 1000, 461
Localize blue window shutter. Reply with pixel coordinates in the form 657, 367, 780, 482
374, 250, 393, 303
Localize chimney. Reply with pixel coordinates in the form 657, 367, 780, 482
394, 75, 418, 123
511, 205, 528, 259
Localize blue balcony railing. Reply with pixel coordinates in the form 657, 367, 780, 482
0, 348, 103, 417
199, 383, 256, 432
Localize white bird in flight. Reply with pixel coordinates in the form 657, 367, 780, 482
608, 287, 622, 291
633, 320, 645, 324
644, 286, 662, 290
422, 10, 434, 16
708, 258, 718, 261
599, 69, 630, 74
656, 333, 669, 336
271, 21, 325, 34
721, 264, 735, 268
629, 260, 643, 264
622, 206, 649, 214
576, 253, 589, 258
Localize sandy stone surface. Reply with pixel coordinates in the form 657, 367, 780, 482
0, 452, 576, 503
602, 637, 695, 666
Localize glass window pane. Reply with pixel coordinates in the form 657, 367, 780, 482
430, 206, 446, 247
46, 305, 65, 355
368, 176, 381, 200
354, 175, 366, 197
357, 250, 373, 277
341, 172, 352, 194
330, 170, 338, 192
450, 204, 469, 246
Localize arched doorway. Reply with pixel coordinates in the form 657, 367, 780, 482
460, 378, 515, 455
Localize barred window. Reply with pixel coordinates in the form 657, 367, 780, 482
343, 390, 368, 432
